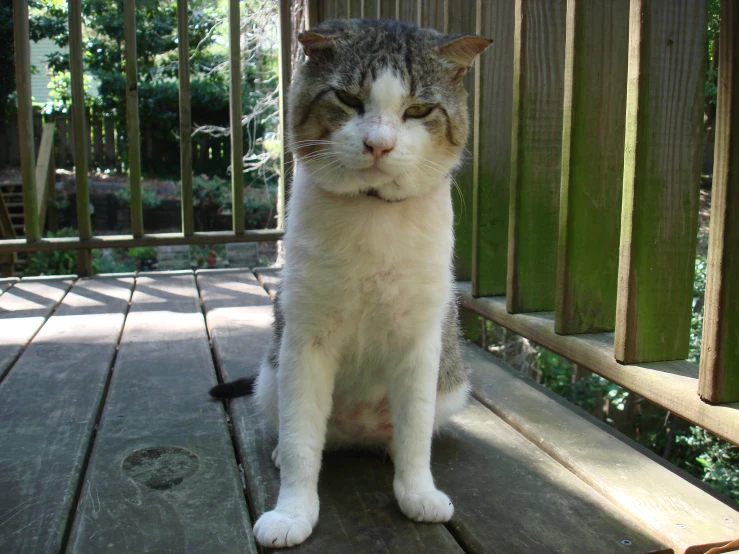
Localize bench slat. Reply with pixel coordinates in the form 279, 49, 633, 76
0, 277, 17, 296
0, 277, 73, 381
0, 276, 133, 553
67, 272, 256, 553
435, 401, 666, 553
466, 343, 739, 554
197, 269, 464, 553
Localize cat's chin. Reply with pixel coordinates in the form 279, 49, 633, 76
361, 187, 405, 203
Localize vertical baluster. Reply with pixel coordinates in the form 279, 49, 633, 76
229, 0, 245, 234
178, 0, 194, 236
446, 0, 476, 281
397, 0, 417, 23
699, 0, 739, 403
615, 0, 706, 363
69, 0, 93, 274
471, 0, 515, 297
348, 0, 362, 18
507, 0, 567, 313
12, 0, 39, 243
554, 0, 629, 333
422, 0, 446, 31
278, 0, 292, 231
124, 0, 143, 237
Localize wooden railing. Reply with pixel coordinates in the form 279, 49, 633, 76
309, 0, 738, 447
6, 0, 737, 446
5, 0, 287, 276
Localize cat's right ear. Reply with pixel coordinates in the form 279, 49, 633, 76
298, 31, 338, 58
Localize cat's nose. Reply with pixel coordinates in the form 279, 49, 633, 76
364, 138, 395, 159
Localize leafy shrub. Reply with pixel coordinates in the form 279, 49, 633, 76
115, 184, 162, 210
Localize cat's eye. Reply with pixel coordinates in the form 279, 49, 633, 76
335, 90, 363, 111
404, 104, 434, 119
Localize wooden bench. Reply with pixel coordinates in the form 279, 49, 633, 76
1, 269, 736, 553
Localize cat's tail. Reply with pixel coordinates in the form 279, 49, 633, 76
209, 376, 256, 399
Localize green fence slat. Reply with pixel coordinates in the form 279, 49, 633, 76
554, 0, 629, 333
178, 0, 194, 236
124, 0, 143, 238
472, 0, 514, 297
12, 0, 39, 243
614, 0, 706, 363
506, 0, 567, 313
699, 0, 739, 403
229, 0, 245, 235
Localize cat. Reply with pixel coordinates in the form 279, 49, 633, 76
210, 18, 491, 548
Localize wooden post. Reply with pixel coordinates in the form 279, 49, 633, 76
278, 0, 292, 231
507, 0, 567, 313
123, 0, 142, 238
614, 0, 706, 363
57, 114, 69, 167
472, 0, 514, 297
306, 0, 320, 27
699, 0, 739, 403
178, 0, 194, 236
12, 0, 39, 242
35, 123, 56, 234
554, 0, 629, 334
229, 0, 244, 234
69, 0, 93, 275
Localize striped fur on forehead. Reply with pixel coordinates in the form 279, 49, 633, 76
288, 18, 475, 155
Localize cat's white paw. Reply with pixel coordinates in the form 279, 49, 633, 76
253, 510, 313, 547
396, 488, 454, 523
271, 446, 281, 469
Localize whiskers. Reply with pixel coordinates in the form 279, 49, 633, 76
413, 154, 465, 221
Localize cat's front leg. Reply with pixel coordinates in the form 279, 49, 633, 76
253, 332, 336, 548
389, 329, 454, 523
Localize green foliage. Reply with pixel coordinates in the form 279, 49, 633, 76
705, 0, 720, 111
676, 427, 739, 500
127, 246, 156, 261
690, 255, 707, 364
189, 174, 276, 230
0, 2, 15, 123
525, 245, 739, 504
114, 183, 162, 210
23, 228, 79, 276
23, 229, 137, 276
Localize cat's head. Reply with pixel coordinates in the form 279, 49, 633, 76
289, 19, 491, 202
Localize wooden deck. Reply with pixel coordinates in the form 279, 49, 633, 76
0, 270, 737, 554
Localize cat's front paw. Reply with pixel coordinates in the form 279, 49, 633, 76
253, 510, 314, 547
396, 488, 454, 523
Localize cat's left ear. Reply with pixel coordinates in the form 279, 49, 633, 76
298, 30, 338, 58
435, 35, 493, 80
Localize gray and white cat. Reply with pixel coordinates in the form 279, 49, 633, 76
212, 18, 490, 548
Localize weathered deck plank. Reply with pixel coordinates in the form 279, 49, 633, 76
0, 277, 73, 381
67, 272, 256, 554
0, 276, 133, 554
197, 269, 463, 552
466, 343, 739, 553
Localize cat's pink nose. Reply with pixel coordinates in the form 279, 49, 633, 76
364, 139, 395, 159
